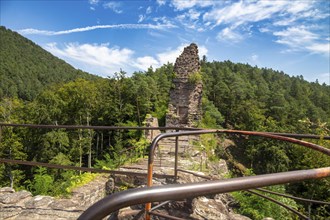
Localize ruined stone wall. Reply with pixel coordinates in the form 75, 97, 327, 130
0, 175, 111, 219
166, 43, 203, 128
144, 115, 161, 142
173, 43, 200, 79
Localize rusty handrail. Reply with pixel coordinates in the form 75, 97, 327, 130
145, 129, 330, 219
78, 167, 330, 220
1, 123, 329, 140
1, 124, 330, 219
0, 123, 200, 131
0, 158, 173, 179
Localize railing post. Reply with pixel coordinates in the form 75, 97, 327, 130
174, 129, 179, 181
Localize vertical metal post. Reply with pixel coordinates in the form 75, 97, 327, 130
174, 129, 179, 181
145, 162, 153, 220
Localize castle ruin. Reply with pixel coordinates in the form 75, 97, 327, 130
166, 43, 203, 128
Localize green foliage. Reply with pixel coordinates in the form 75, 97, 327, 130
188, 71, 202, 84
0, 28, 329, 219
95, 153, 119, 170
232, 186, 299, 220
26, 167, 54, 195
65, 172, 98, 193
200, 97, 224, 128
0, 26, 98, 101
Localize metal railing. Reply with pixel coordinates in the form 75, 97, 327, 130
78, 167, 330, 220
144, 129, 330, 220
0, 123, 330, 220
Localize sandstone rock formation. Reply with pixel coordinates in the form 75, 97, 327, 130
0, 175, 111, 219
144, 114, 161, 142
166, 43, 203, 128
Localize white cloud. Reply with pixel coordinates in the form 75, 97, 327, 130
306, 43, 330, 55
18, 23, 176, 36
43, 43, 208, 76
273, 26, 329, 56
134, 56, 160, 70
200, 0, 329, 55
157, 46, 183, 65
202, 1, 326, 31
146, 6, 152, 14
259, 27, 270, 33
157, 0, 166, 6
153, 16, 175, 27
187, 9, 200, 20
138, 15, 145, 23
217, 27, 243, 43
45, 42, 134, 77
157, 44, 208, 65
171, 0, 213, 11
103, 1, 123, 14
88, 0, 99, 5
251, 54, 258, 62
203, 1, 290, 27
136, 44, 207, 70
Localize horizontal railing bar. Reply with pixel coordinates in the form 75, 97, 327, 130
247, 190, 308, 219
255, 188, 330, 205
1, 123, 329, 140
0, 158, 174, 179
269, 132, 330, 140
0, 123, 200, 131
178, 168, 330, 205
148, 130, 330, 165
177, 168, 213, 180
78, 167, 330, 220
149, 200, 172, 212
178, 168, 325, 219
145, 129, 330, 219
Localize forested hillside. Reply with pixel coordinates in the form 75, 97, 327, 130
0, 26, 98, 100
0, 28, 329, 219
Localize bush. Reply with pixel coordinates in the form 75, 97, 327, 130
188, 72, 202, 84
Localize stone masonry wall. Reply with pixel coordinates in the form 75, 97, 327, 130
0, 175, 111, 219
166, 43, 202, 128
144, 115, 161, 142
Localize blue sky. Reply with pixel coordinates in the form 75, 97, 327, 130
1, 0, 329, 84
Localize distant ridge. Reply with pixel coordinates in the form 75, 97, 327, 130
0, 26, 98, 100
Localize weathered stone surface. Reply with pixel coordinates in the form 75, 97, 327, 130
0, 175, 111, 219
0, 187, 15, 194
191, 196, 229, 219
25, 195, 54, 208
49, 199, 80, 210
166, 43, 203, 128
0, 190, 32, 204
144, 115, 161, 142
0, 206, 23, 219
174, 43, 200, 78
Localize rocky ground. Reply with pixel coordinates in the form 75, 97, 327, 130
0, 137, 250, 220
112, 137, 250, 220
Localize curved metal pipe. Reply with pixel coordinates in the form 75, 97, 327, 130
78, 167, 330, 220
148, 130, 330, 165
1, 123, 329, 139
145, 130, 330, 218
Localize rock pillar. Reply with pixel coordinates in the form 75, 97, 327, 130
166, 43, 203, 128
